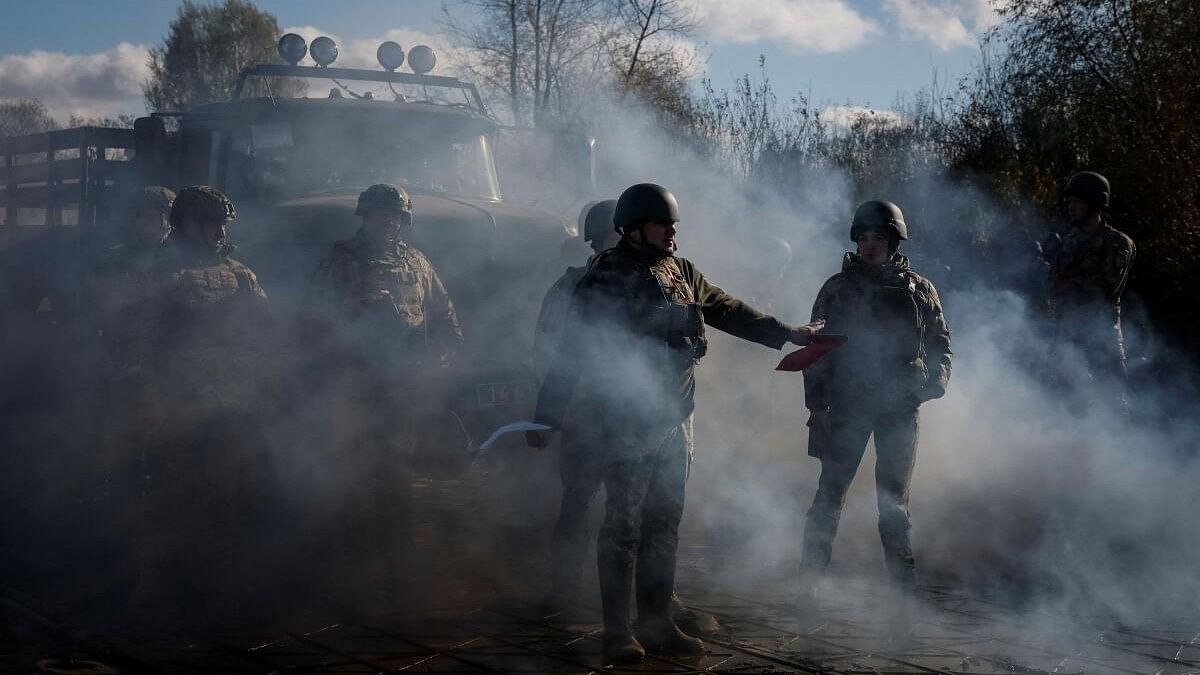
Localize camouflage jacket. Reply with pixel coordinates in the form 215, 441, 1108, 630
532, 263, 588, 382
535, 238, 793, 433
120, 241, 271, 413
804, 253, 951, 412
307, 229, 463, 368
1049, 220, 1135, 326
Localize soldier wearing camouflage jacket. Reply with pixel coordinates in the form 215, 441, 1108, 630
303, 184, 462, 598
126, 186, 272, 605
1049, 171, 1136, 382
801, 201, 951, 589
531, 184, 820, 663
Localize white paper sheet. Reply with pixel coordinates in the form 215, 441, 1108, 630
477, 420, 552, 453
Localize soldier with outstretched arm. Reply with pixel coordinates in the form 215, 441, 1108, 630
527, 183, 821, 663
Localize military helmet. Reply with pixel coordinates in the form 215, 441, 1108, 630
850, 200, 908, 242
1065, 171, 1110, 208
583, 199, 618, 242
576, 200, 600, 230
356, 183, 412, 216
170, 185, 235, 229
613, 183, 680, 232
134, 185, 176, 215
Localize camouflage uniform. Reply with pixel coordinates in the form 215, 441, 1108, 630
536, 238, 793, 638
90, 191, 176, 561
1048, 219, 1135, 381
802, 252, 951, 583
305, 227, 462, 582
129, 236, 272, 599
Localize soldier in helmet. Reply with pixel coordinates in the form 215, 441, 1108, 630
533, 200, 621, 380
304, 183, 462, 597
800, 200, 952, 591
86, 185, 177, 600
1047, 171, 1136, 389
127, 185, 272, 605
531, 199, 617, 610
528, 183, 822, 663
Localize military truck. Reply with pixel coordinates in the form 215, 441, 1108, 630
0, 36, 596, 459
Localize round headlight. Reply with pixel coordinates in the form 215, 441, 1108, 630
278, 33, 307, 66
377, 41, 405, 72
310, 36, 339, 67
408, 45, 436, 75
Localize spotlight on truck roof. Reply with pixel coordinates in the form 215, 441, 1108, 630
377, 41, 405, 72
310, 36, 339, 67
278, 33, 307, 66
408, 45, 436, 75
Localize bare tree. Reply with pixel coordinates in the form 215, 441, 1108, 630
446, 0, 609, 126
609, 0, 695, 87
447, 0, 528, 122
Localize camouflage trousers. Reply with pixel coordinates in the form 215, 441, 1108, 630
802, 407, 919, 582
597, 418, 692, 635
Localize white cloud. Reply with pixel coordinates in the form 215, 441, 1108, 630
681, 0, 881, 53
0, 42, 149, 121
283, 26, 461, 75
822, 105, 905, 129
882, 0, 1002, 51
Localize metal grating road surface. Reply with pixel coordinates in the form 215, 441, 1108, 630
82, 582, 1200, 674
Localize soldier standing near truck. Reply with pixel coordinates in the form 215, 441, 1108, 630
127, 186, 274, 607
304, 183, 463, 599
528, 183, 821, 663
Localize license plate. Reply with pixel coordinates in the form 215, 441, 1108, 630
476, 380, 536, 408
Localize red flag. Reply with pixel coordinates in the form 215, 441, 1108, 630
776, 334, 848, 372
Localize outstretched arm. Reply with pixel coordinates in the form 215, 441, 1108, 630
686, 261, 795, 349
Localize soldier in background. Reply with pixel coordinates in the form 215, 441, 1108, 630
128, 186, 273, 607
304, 183, 462, 599
532, 199, 614, 602
800, 200, 951, 592
533, 199, 621, 381
1047, 171, 1136, 391
529, 184, 821, 662
89, 186, 176, 599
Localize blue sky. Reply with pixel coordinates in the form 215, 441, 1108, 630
0, 0, 996, 123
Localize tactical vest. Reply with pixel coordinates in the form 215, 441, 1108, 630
645, 256, 707, 362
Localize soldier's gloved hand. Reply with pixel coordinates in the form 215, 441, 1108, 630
789, 319, 826, 346
526, 429, 555, 450
807, 409, 833, 437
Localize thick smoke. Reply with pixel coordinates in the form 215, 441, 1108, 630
556, 88, 1200, 626
4, 48, 1198, 643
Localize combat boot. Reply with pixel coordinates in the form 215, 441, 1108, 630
602, 633, 646, 663
637, 619, 705, 656
671, 594, 721, 635
883, 549, 918, 594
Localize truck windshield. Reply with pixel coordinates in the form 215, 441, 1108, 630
221, 112, 501, 201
